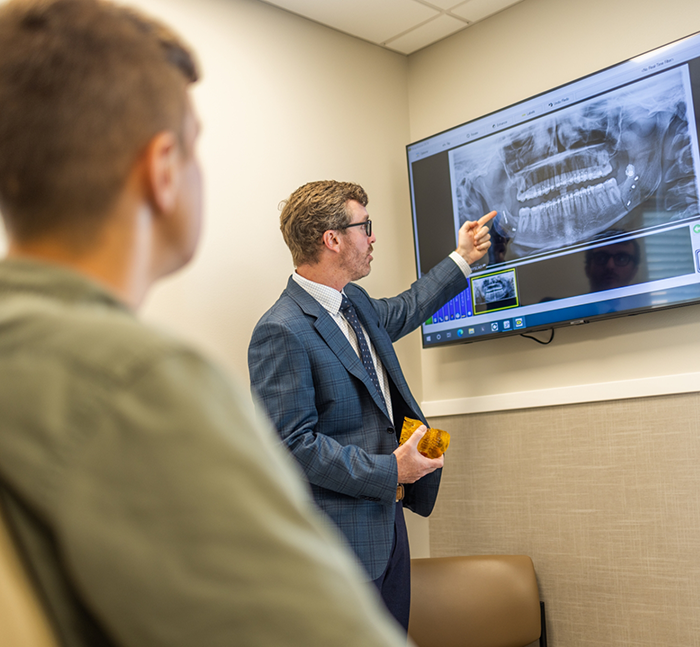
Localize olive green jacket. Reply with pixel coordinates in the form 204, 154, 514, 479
0, 258, 407, 647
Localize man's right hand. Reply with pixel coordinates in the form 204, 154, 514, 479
393, 425, 444, 484
455, 210, 496, 266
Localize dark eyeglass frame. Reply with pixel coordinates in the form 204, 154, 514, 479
339, 219, 372, 237
588, 251, 637, 267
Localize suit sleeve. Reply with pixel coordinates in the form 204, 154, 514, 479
248, 318, 398, 505
357, 256, 468, 343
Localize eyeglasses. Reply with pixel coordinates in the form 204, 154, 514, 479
588, 251, 637, 267
339, 219, 372, 237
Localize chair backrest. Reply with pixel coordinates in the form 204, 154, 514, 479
0, 501, 60, 647
408, 555, 541, 647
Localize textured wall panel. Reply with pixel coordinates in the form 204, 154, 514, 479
429, 392, 700, 646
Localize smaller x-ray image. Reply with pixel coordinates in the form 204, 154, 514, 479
472, 269, 519, 314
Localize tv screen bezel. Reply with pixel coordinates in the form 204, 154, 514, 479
406, 29, 700, 348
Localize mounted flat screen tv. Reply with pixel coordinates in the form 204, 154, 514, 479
407, 31, 700, 347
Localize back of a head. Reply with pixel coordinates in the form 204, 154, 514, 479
0, 0, 199, 245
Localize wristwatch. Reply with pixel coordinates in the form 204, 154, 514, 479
395, 483, 405, 502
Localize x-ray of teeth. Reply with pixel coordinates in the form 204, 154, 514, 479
473, 272, 516, 308
450, 67, 700, 261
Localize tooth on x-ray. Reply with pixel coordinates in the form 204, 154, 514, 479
475, 275, 515, 305
452, 67, 700, 260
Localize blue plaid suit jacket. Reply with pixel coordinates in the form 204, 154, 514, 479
248, 257, 468, 579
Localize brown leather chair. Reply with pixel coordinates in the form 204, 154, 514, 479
0, 500, 60, 647
408, 555, 547, 647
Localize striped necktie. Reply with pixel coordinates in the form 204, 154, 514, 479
340, 295, 386, 407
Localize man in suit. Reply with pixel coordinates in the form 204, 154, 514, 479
248, 180, 494, 629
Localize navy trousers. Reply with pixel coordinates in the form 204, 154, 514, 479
372, 501, 411, 631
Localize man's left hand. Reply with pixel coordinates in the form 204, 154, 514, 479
456, 210, 496, 266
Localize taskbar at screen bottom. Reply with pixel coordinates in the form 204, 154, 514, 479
423, 315, 526, 345
421, 281, 700, 347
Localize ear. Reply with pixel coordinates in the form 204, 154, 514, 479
322, 229, 342, 254
143, 131, 181, 215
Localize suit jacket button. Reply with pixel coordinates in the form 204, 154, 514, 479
386, 427, 394, 434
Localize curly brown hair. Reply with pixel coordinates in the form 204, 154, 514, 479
0, 0, 199, 243
279, 180, 368, 267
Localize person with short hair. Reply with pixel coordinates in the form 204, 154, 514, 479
585, 238, 641, 292
248, 179, 495, 629
0, 2, 411, 646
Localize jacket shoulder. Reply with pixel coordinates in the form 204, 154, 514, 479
251, 287, 317, 337
0, 290, 199, 388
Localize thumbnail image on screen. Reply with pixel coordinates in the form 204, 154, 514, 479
472, 270, 518, 314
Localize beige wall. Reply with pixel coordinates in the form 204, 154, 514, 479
408, 0, 700, 413
429, 393, 700, 646
130, 0, 419, 388
125, 0, 431, 551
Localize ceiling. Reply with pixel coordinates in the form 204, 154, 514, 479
258, 0, 525, 55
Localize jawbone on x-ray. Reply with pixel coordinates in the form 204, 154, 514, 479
474, 273, 515, 306
452, 68, 700, 260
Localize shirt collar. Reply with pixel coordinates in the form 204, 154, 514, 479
292, 271, 346, 316
0, 257, 132, 313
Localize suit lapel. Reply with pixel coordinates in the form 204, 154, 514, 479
285, 278, 390, 417
347, 287, 420, 419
